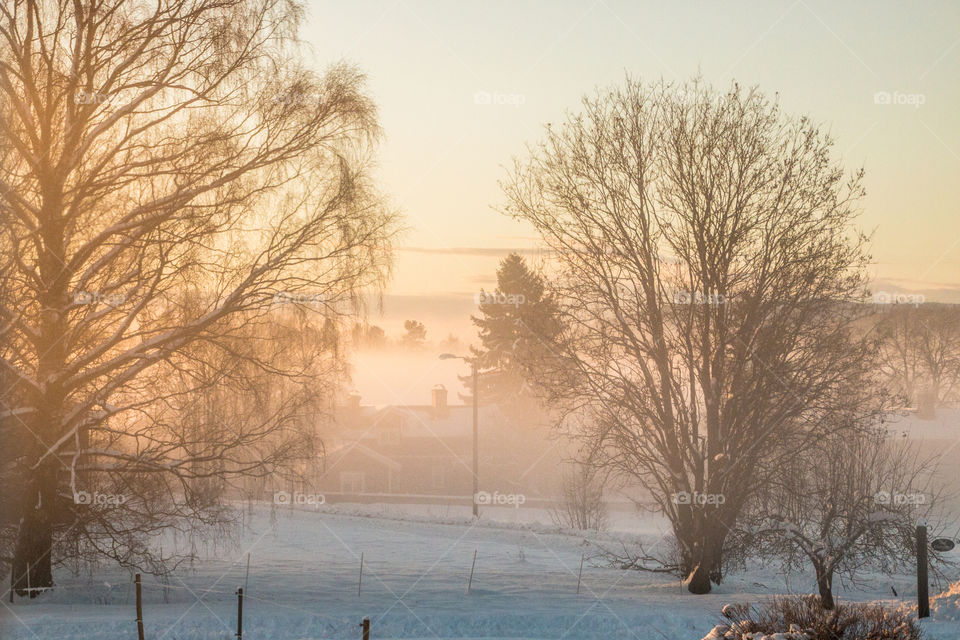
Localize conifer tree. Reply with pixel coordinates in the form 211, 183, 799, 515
465, 253, 560, 421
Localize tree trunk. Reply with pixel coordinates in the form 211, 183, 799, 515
685, 561, 713, 594
12, 464, 58, 596
816, 567, 835, 610
683, 527, 726, 594
14, 182, 70, 596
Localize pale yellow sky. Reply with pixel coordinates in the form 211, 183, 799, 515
303, 0, 960, 343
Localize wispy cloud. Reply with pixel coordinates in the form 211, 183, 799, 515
399, 246, 553, 257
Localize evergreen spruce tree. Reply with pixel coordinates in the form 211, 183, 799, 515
463, 253, 560, 422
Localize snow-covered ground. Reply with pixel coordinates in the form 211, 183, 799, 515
2, 504, 958, 639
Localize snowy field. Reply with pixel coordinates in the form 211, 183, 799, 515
2, 504, 958, 640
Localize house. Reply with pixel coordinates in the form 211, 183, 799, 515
314, 385, 565, 502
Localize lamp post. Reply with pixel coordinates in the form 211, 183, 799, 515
439, 353, 479, 517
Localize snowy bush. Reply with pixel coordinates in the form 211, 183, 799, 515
701, 596, 922, 640
929, 580, 960, 622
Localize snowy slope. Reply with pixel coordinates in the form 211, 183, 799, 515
2, 505, 957, 640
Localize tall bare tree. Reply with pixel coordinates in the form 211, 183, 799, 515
0, 0, 395, 591
502, 78, 875, 593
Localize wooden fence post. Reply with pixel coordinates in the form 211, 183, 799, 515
360, 616, 370, 640
466, 549, 477, 594
577, 553, 584, 595
236, 587, 244, 638
917, 524, 929, 618
244, 553, 251, 594
358, 552, 364, 597
135, 573, 144, 640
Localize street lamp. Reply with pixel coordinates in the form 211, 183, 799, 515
439, 353, 479, 517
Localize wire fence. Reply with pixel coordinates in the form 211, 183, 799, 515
4, 546, 600, 639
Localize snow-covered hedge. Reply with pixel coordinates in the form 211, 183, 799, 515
701, 596, 922, 640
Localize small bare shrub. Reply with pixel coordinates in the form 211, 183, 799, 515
551, 461, 608, 531
703, 595, 922, 640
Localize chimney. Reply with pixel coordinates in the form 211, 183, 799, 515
431, 384, 448, 411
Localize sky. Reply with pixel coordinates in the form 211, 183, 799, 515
299, 0, 960, 402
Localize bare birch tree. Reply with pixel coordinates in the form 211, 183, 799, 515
0, 0, 395, 592
501, 78, 875, 593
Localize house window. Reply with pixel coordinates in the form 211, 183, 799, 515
379, 427, 401, 446
431, 466, 445, 489
341, 472, 365, 494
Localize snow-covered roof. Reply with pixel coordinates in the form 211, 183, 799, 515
371, 404, 504, 439
323, 442, 402, 470
333, 400, 505, 441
